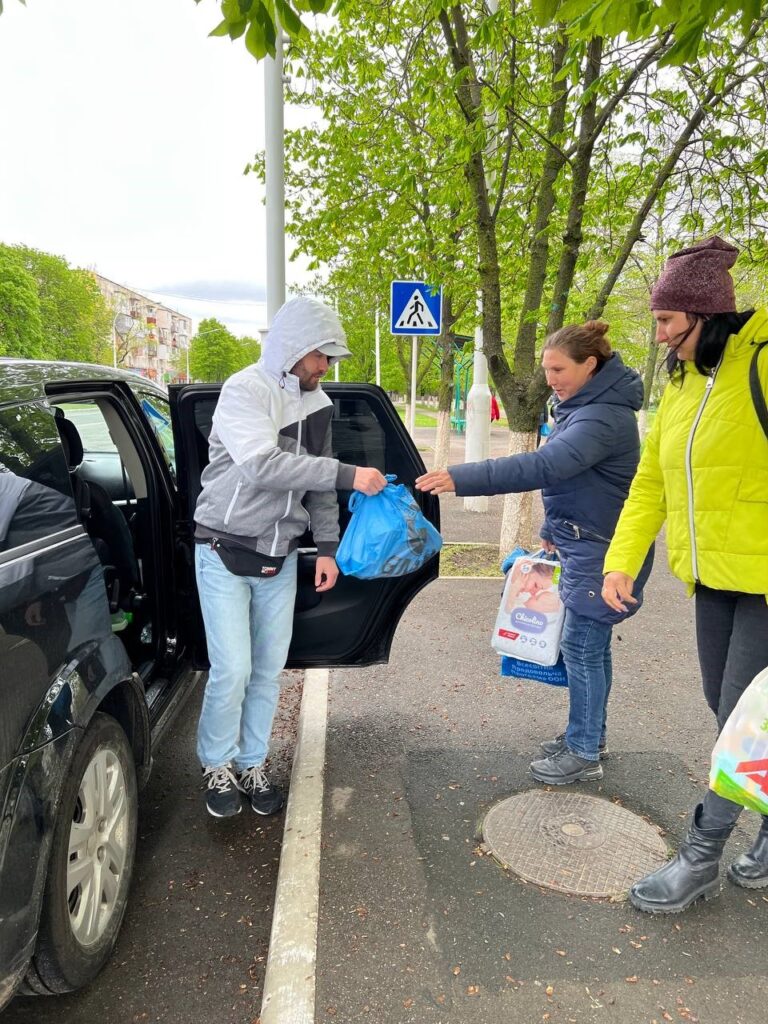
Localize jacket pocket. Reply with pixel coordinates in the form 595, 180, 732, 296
223, 479, 244, 526
737, 469, 768, 503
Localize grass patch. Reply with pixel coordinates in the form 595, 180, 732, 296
396, 407, 439, 428
397, 404, 511, 430
440, 542, 502, 577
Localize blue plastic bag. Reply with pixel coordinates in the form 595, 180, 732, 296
500, 653, 568, 687
501, 545, 530, 573
336, 476, 442, 579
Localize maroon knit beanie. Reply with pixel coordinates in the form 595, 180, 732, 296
650, 235, 738, 314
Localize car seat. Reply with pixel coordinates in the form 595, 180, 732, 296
54, 412, 140, 613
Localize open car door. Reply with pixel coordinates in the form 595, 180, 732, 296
169, 382, 440, 667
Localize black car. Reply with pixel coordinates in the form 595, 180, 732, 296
0, 360, 439, 1009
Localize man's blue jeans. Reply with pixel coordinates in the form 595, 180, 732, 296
195, 544, 298, 771
561, 608, 613, 762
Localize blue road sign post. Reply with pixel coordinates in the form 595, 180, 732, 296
390, 281, 442, 437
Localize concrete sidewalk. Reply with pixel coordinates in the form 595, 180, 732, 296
316, 480, 767, 1024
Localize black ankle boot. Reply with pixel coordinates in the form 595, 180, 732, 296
630, 803, 735, 914
728, 815, 768, 889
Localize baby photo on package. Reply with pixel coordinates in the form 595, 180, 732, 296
492, 553, 565, 666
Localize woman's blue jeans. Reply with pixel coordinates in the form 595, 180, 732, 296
560, 608, 613, 762
195, 544, 298, 771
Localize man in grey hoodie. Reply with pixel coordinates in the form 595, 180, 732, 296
194, 297, 386, 818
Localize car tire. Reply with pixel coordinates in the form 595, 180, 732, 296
24, 712, 138, 995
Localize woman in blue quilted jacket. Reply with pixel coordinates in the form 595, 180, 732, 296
416, 320, 654, 785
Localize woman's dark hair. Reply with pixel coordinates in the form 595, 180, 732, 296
543, 320, 612, 370
666, 310, 755, 379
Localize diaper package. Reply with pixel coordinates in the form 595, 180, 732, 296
491, 551, 565, 667
709, 665, 768, 815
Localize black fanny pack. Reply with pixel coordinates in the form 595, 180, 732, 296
199, 536, 285, 578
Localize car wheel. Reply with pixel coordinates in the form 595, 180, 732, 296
25, 712, 138, 994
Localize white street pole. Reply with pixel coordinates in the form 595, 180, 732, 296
409, 336, 419, 437
332, 296, 340, 381
265, 29, 286, 327
185, 342, 190, 383
463, 321, 491, 512
375, 306, 381, 386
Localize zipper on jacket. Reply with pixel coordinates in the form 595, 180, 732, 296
223, 479, 243, 527
271, 390, 304, 557
685, 360, 721, 582
563, 520, 612, 544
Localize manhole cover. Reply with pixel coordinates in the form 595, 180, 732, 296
483, 790, 668, 897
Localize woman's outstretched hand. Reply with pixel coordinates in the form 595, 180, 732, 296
415, 469, 456, 495
602, 571, 637, 613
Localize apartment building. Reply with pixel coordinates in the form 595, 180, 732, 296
92, 273, 193, 383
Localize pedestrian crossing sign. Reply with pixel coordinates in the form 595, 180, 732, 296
390, 280, 442, 336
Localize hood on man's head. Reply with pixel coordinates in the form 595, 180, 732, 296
261, 297, 352, 377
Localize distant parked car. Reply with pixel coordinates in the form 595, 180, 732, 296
0, 360, 439, 1009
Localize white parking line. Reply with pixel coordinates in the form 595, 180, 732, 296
260, 667, 328, 1024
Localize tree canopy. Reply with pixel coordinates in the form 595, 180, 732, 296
0, 246, 44, 358
207, 0, 768, 65
6, 2, 759, 66
263, 2, 768, 413
189, 317, 259, 380
536, 0, 766, 64
0, 243, 112, 362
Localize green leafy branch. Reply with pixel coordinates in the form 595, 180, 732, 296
197, 0, 335, 58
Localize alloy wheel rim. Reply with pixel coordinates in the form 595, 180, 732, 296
66, 746, 129, 946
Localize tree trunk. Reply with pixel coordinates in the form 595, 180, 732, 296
638, 318, 659, 439
499, 431, 539, 558
434, 295, 458, 469
509, 33, 569, 428
433, 410, 451, 470
642, 318, 658, 410
546, 37, 603, 334
439, 3, 504, 520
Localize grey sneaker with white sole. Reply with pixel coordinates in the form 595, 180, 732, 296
530, 747, 603, 785
202, 764, 243, 818
539, 732, 609, 759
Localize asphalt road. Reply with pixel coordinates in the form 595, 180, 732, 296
313, 486, 768, 1024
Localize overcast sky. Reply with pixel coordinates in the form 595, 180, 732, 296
0, 0, 314, 336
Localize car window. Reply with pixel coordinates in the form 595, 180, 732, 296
58, 402, 119, 454
0, 402, 78, 551
330, 397, 388, 473
134, 392, 176, 480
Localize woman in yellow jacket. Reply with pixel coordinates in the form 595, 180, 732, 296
602, 236, 768, 914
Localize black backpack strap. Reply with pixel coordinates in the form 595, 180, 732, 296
750, 341, 768, 442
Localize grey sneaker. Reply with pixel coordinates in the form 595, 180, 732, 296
530, 747, 603, 785
202, 764, 243, 818
236, 764, 285, 816
540, 733, 609, 759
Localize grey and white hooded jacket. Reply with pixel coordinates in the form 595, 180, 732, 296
194, 298, 357, 559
